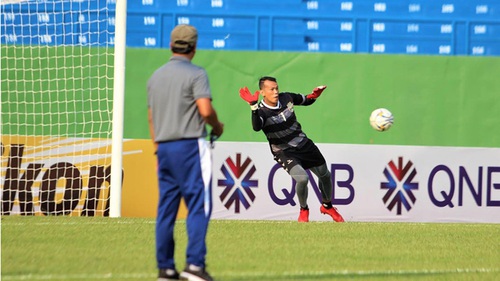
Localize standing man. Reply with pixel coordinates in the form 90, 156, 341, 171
148, 24, 224, 281
239, 76, 344, 223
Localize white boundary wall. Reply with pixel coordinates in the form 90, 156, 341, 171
211, 142, 500, 223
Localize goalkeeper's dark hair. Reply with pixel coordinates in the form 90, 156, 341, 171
259, 76, 277, 89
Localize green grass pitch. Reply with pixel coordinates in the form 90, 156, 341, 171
1, 217, 499, 281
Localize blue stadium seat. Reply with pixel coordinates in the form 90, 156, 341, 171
369, 20, 454, 39
81, 32, 114, 46
127, 0, 163, 12
71, 12, 114, 33
196, 33, 257, 50
127, 31, 161, 48
69, 0, 113, 11
468, 2, 500, 19
175, 15, 256, 34
271, 34, 354, 53
127, 14, 160, 32
272, 34, 308, 52
469, 42, 500, 56
212, 0, 317, 15
370, 38, 456, 55
273, 18, 355, 36
469, 22, 500, 40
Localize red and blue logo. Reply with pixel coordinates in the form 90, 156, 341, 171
217, 153, 258, 213
381, 157, 419, 215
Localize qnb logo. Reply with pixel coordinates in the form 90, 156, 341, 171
381, 157, 419, 215
217, 153, 258, 213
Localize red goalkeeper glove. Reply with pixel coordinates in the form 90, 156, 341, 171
239, 86, 260, 108
306, 85, 327, 99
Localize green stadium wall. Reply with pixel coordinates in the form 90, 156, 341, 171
3, 47, 497, 148
126, 49, 500, 148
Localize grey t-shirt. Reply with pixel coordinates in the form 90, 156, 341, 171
147, 56, 211, 142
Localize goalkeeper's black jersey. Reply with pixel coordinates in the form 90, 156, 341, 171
251, 92, 316, 154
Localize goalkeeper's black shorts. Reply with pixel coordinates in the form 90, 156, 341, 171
273, 139, 326, 173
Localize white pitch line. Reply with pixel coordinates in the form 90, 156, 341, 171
0, 273, 154, 280
3, 219, 499, 227
225, 268, 500, 278
2, 268, 499, 280
1, 220, 156, 226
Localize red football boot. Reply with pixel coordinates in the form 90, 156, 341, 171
298, 208, 309, 222
320, 205, 345, 222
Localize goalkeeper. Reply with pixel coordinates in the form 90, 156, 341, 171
239, 76, 344, 223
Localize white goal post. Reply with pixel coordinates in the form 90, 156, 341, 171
0, 0, 127, 217
110, 0, 126, 218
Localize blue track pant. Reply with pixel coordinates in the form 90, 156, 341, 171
155, 138, 212, 270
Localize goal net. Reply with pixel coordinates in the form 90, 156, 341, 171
0, 0, 125, 216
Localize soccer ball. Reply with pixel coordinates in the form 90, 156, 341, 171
369, 108, 394, 132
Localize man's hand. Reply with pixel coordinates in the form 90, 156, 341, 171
211, 121, 224, 138
239, 86, 260, 105
306, 85, 327, 99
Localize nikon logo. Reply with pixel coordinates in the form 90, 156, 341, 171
1, 138, 122, 216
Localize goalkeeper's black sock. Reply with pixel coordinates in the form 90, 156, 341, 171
322, 202, 332, 209
300, 205, 309, 211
